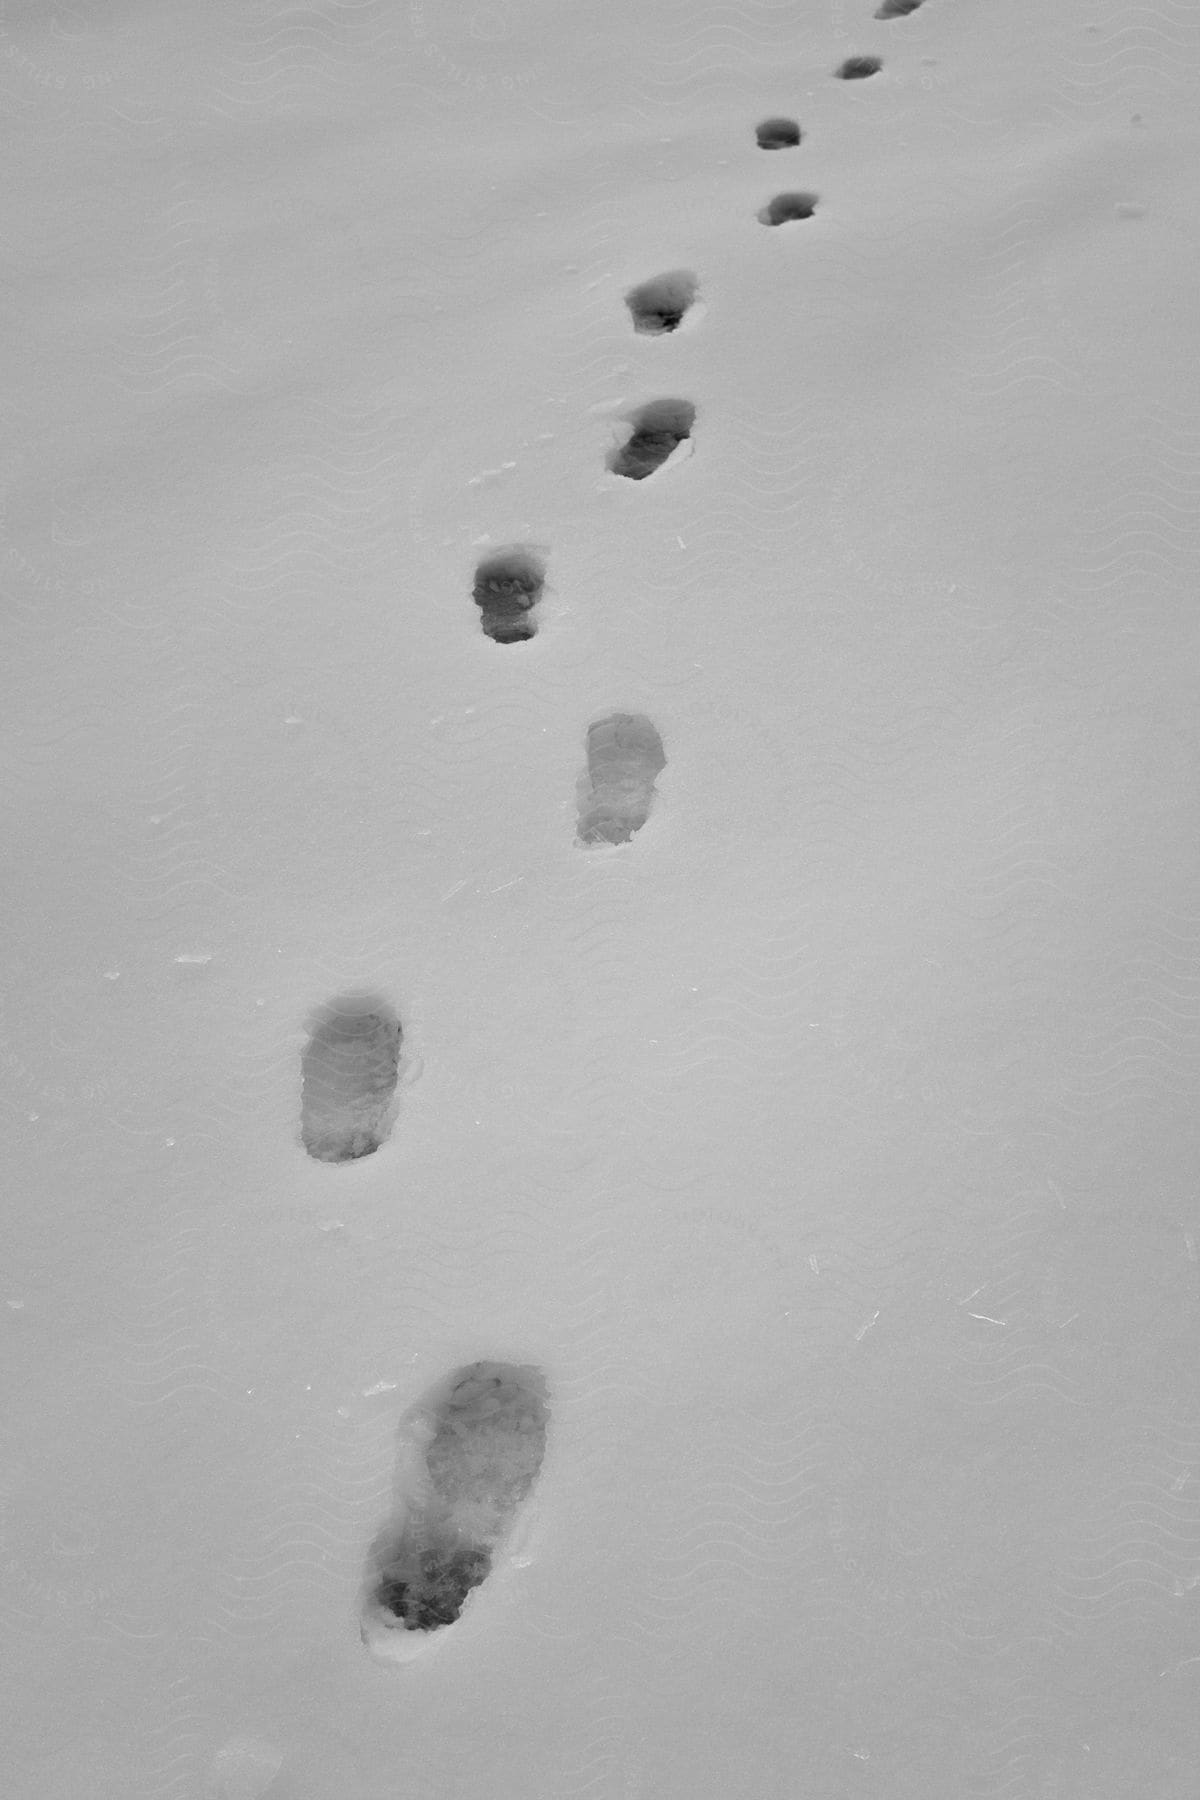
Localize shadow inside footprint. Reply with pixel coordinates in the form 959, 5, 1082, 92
624, 269, 698, 335
755, 116, 802, 149
300, 994, 402, 1164
608, 398, 695, 481
375, 1537, 494, 1632
758, 191, 819, 226
362, 1362, 549, 1658
875, 0, 923, 16
473, 547, 545, 643
835, 54, 883, 78
577, 712, 666, 846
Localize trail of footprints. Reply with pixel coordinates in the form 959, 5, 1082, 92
284, 2, 930, 1657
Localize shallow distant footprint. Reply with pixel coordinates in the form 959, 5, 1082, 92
755, 116, 802, 149
577, 713, 666, 846
607, 398, 695, 481
835, 54, 883, 79
758, 191, 819, 226
625, 269, 699, 335
299, 994, 402, 1164
361, 1362, 550, 1662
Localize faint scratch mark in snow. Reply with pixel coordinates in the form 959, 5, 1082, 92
466, 459, 517, 488
210, 1735, 283, 1800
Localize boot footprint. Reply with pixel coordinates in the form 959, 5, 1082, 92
361, 1361, 550, 1662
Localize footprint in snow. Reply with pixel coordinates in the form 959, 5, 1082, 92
576, 713, 666, 846
300, 994, 402, 1164
361, 1362, 550, 1661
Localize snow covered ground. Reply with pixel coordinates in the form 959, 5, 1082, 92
3, 0, 1200, 1794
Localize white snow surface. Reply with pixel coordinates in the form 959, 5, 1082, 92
3, 1, 1200, 1795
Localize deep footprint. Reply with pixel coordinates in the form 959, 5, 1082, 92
625, 269, 698, 335
875, 0, 923, 15
758, 191, 819, 226
473, 547, 545, 643
577, 713, 666, 846
362, 1362, 550, 1660
300, 994, 402, 1164
835, 54, 883, 78
755, 117, 802, 149
608, 398, 695, 481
